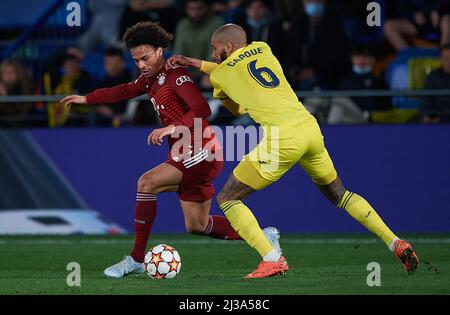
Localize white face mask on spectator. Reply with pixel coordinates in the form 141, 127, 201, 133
305, 3, 324, 17
247, 17, 268, 28
353, 65, 372, 75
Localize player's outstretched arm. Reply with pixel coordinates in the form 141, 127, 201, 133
167, 55, 218, 75
61, 76, 148, 107
166, 55, 202, 70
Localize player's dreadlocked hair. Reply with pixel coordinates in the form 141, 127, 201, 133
122, 22, 174, 49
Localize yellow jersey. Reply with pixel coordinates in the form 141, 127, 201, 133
201, 41, 313, 126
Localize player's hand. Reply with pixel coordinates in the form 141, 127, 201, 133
59, 95, 87, 108
148, 124, 176, 146
166, 55, 191, 69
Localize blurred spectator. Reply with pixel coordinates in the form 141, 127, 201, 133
0, 60, 32, 96
220, 0, 246, 24
288, 0, 350, 90
119, 0, 176, 38
241, 0, 288, 66
338, 46, 391, 112
384, 0, 450, 51
78, 0, 128, 53
211, 0, 228, 14
421, 43, 450, 123
0, 60, 33, 127
95, 47, 133, 125
51, 52, 93, 96
173, 0, 223, 90
43, 49, 94, 126
320, 45, 392, 124
274, 0, 304, 23
99, 48, 132, 92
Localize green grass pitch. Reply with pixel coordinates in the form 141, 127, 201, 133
0, 233, 449, 295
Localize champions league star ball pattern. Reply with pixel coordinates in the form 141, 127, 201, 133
144, 244, 181, 279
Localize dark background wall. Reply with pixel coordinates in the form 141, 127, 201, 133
30, 125, 450, 234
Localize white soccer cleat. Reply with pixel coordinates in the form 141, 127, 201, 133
263, 227, 282, 255
103, 255, 145, 278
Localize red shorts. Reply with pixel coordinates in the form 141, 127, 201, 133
166, 154, 223, 202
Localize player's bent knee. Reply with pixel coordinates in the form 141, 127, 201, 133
137, 174, 160, 194
185, 220, 208, 235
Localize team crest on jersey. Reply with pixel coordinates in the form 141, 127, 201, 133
157, 73, 166, 85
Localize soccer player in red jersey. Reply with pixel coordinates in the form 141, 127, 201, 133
60, 22, 281, 278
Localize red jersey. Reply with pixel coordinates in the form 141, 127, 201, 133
86, 66, 218, 163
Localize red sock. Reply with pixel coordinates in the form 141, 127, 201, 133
130, 192, 157, 263
203, 215, 242, 240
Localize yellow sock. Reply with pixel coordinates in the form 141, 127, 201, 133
220, 200, 273, 257
338, 191, 397, 247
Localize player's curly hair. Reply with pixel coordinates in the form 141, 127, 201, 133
122, 22, 174, 49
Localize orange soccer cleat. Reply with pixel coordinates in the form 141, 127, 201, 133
244, 256, 289, 279
394, 239, 419, 274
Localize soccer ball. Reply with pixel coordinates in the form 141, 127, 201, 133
144, 244, 181, 279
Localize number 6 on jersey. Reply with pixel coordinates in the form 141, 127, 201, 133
247, 60, 280, 88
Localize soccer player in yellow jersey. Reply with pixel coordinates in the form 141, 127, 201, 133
167, 24, 419, 278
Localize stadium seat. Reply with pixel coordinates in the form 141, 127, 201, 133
386, 48, 439, 84
385, 48, 440, 109
371, 108, 419, 123
408, 58, 441, 90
